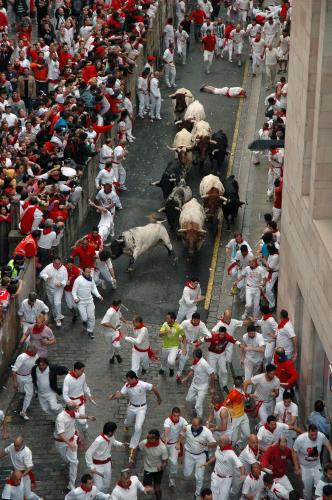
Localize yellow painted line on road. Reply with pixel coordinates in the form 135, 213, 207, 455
204, 61, 249, 310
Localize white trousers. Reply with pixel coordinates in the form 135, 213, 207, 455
167, 443, 179, 479
160, 347, 178, 370
265, 64, 277, 88
252, 53, 262, 74
93, 462, 112, 492
211, 472, 233, 499
203, 50, 214, 72
131, 348, 149, 374
275, 474, 293, 493
264, 341, 276, 366
22, 475, 41, 500
113, 163, 126, 186
231, 414, 250, 446
55, 438, 78, 490
38, 391, 62, 418
222, 39, 233, 61
244, 359, 262, 389
45, 285, 64, 321
177, 42, 187, 63
245, 287, 261, 318
272, 206, 281, 222
125, 404, 147, 448
64, 291, 78, 313
165, 64, 176, 86
177, 344, 193, 376
150, 96, 161, 119
265, 273, 278, 309
137, 91, 145, 117
183, 451, 206, 496
17, 374, 33, 413
267, 168, 281, 197
176, 304, 197, 323
258, 400, 274, 425
207, 351, 228, 387
186, 383, 208, 418
301, 464, 321, 500
77, 301, 95, 333
103, 328, 121, 358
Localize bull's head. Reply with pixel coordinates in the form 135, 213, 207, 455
177, 228, 206, 256
110, 238, 125, 259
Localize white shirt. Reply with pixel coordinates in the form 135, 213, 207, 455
136, 76, 148, 93
12, 353, 38, 377
54, 409, 79, 440
5, 444, 34, 470
184, 425, 216, 454
263, 20, 279, 37
199, 0, 213, 17
95, 168, 116, 188
65, 485, 110, 499
120, 380, 153, 406
264, 481, 289, 499
179, 284, 201, 308
293, 432, 329, 468
226, 238, 252, 259
252, 38, 266, 55
164, 416, 188, 444
237, 0, 250, 9
37, 230, 57, 250
265, 47, 278, 65
150, 77, 161, 99
239, 444, 260, 474
125, 326, 149, 350
163, 24, 175, 44
257, 422, 289, 449
234, 250, 255, 269
100, 307, 121, 331
47, 58, 60, 80
212, 317, 243, 337
181, 319, 210, 343
274, 400, 298, 424
63, 372, 91, 403
276, 320, 296, 356
230, 29, 245, 44
241, 472, 264, 499
163, 48, 175, 65
72, 276, 101, 304
36, 366, 51, 395
85, 433, 123, 468
251, 373, 280, 402
17, 299, 49, 324
242, 333, 265, 363
40, 263, 68, 289
99, 144, 113, 164
191, 358, 214, 387
246, 23, 261, 38
241, 265, 267, 288
214, 447, 242, 476
110, 476, 145, 500
3, 112, 17, 127
201, 22, 215, 37
1, 481, 24, 500
256, 315, 278, 344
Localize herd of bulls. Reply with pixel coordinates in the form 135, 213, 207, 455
110, 88, 244, 270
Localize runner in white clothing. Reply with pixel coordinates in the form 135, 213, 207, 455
85, 422, 126, 492
241, 324, 265, 386
124, 316, 151, 375
240, 463, 265, 500
182, 417, 217, 497
62, 361, 93, 434
88, 200, 114, 241
17, 293, 49, 335
175, 25, 189, 64
163, 407, 188, 487
255, 305, 278, 365
176, 277, 205, 322
263, 17, 280, 46
206, 400, 233, 442
274, 391, 298, 448
230, 25, 245, 66
163, 42, 176, 88
204, 435, 245, 499
100, 299, 127, 365
177, 313, 210, 380
39, 257, 68, 327
243, 364, 280, 424
72, 267, 103, 339
149, 72, 162, 121
262, 473, 289, 499
257, 415, 295, 452
65, 473, 110, 499
12, 344, 38, 421
212, 309, 244, 363
1, 470, 26, 500
251, 32, 266, 76
109, 371, 162, 463
110, 470, 151, 500
276, 310, 298, 361
236, 259, 267, 319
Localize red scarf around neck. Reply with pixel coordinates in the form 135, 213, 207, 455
145, 439, 160, 448
263, 313, 273, 320
126, 379, 139, 388
100, 433, 110, 443
6, 479, 17, 486
169, 415, 179, 425
219, 316, 230, 325
117, 479, 132, 489
192, 358, 200, 365
278, 318, 289, 329
264, 423, 275, 432
221, 444, 233, 451
32, 324, 44, 334
135, 323, 145, 329
185, 280, 196, 289
80, 484, 92, 493
69, 370, 80, 379
249, 445, 258, 454
24, 350, 35, 357
65, 409, 76, 418
213, 401, 224, 412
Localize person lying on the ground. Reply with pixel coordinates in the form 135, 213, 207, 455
200, 85, 247, 97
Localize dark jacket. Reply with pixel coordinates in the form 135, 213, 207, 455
31, 364, 68, 395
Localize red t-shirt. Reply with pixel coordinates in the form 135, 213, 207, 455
205, 333, 237, 354
64, 264, 81, 291
86, 233, 102, 251
191, 9, 206, 25
71, 244, 96, 269
260, 444, 292, 478
274, 180, 283, 209
202, 35, 216, 52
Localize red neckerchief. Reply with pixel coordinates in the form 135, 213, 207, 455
250, 263, 259, 269
263, 313, 273, 320
80, 484, 92, 493
135, 323, 145, 329
24, 350, 35, 357
117, 480, 131, 489
145, 439, 160, 448
69, 370, 80, 379
111, 306, 119, 311
126, 379, 139, 388
221, 444, 233, 451
43, 228, 52, 235
254, 36, 260, 42
6, 479, 16, 486
249, 445, 258, 454
278, 318, 289, 329
192, 358, 200, 365
219, 316, 230, 325
185, 280, 195, 289
169, 415, 179, 424
265, 423, 274, 433
32, 324, 44, 334
65, 409, 76, 418
213, 401, 224, 411
100, 433, 110, 443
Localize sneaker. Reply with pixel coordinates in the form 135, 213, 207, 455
238, 60, 242, 67
115, 354, 123, 363
56, 319, 61, 327
88, 332, 95, 339
229, 59, 233, 63
119, 185, 127, 191
156, 116, 162, 120
223, 386, 229, 394
159, 369, 165, 375
169, 478, 175, 487
19, 411, 29, 421
199, 84, 207, 92
109, 356, 115, 364
169, 369, 174, 377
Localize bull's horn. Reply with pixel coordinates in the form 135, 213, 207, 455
177, 229, 186, 233
175, 206, 181, 211
116, 237, 124, 242
169, 93, 176, 98
150, 181, 159, 186
198, 229, 207, 234
174, 120, 182, 125
157, 207, 165, 213
220, 196, 228, 202
166, 145, 176, 151
210, 139, 217, 144
201, 194, 209, 199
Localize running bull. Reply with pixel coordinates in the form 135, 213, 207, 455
178, 198, 206, 257
222, 175, 246, 230
170, 88, 195, 122
158, 180, 192, 232
167, 128, 194, 173
199, 174, 228, 224
110, 223, 176, 271
177, 99, 206, 131
191, 120, 216, 164
150, 160, 184, 199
